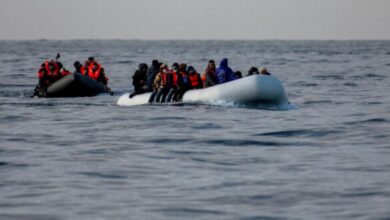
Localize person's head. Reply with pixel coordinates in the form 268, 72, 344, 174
219, 58, 228, 68
160, 64, 168, 73
260, 67, 268, 75
248, 67, 259, 75
92, 62, 99, 71
74, 61, 81, 70
139, 63, 148, 73
187, 66, 196, 74
152, 60, 159, 66
235, 71, 242, 78
179, 63, 187, 72
88, 57, 95, 62
171, 63, 179, 71
48, 62, 56, 72
208, 60, 216, 69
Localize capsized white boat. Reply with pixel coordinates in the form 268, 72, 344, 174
117, 75, 290, 108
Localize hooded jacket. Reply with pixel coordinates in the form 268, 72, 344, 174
132, 63, 148, 88
146, 61, 160, 91
216, 58, 237, 84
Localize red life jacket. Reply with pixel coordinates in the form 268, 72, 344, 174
80, 66, 86, 75
37, 61, 59, 78
88, 64, 102, 80
171, 70, 178, 86
189, 73, 200, 88
161, 71, 167, 86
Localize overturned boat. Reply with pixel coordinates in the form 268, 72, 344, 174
118, 75, 290, 109
34, 73, 108, 97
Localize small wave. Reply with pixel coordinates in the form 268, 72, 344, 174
364, 73, 386, 78
0, 214, 62, 220
191, 123, 223, 129
192, 139, 300, 147
116, 60, 133, 64
344, 118, 388, 125
313, 74, 345, 80
74, 172, 127, 179
254, 129, 341, 138
302, 100, 333, 105
344, 82, 358, 87
150, 207, 226, 216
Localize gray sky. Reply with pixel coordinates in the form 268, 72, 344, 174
1, 0, 390, 40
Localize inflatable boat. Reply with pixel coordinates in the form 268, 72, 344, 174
118, 75, 290, 108
34, 73, 108, 97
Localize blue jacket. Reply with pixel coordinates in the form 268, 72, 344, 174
216, 58, 236, 84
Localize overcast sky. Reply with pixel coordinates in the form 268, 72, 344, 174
1, 0, 389, 40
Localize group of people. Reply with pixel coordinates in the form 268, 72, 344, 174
34, 56, 110, 96
129, 58, 271, 102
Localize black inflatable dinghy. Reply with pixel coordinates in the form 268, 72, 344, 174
34, 73, 107, 97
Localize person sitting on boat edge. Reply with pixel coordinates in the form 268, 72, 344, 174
201, 60, 217, 88
260, 67, 271, 75
168, 63, 189, 102
129, 63, 148, 98
216, 58, 237, 84
188, 66, 202, 89
146, 60, 160, 92
164, 63, 180, 102
149, 64, 169, 103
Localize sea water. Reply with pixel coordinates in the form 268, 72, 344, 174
0, 40, 389, 219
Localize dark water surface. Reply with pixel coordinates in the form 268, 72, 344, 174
1, 40, 390, 220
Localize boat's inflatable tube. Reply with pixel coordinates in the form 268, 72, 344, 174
44, 73, 107, 97
117, 75, 289, 107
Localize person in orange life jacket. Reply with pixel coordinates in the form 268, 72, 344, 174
164, 63, 180, 103
260, 67, 271, 75
129, 63, 148, 98
150, 64, 169, 103
37, 61, 62, 87
188, 66, 202, 89
34, 60, 69, 96
171, 63, 191, 102
88, 61, 109, 85
201, 60, 217, 88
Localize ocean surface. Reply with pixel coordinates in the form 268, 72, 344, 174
0, 40, 389, 220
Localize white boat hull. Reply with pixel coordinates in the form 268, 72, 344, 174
117, 75, 289, 107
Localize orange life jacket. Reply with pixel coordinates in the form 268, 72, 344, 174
88, 64, 102, 80
189, 73, 200, 88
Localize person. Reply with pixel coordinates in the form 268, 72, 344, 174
146, 60, 160, 92
87, 60, 109, 85
216, 58, 237, 84
201, 60, 217, 88
164, 63, 179, 102
129, 63, 148, 98
170, 63, 190, 102
247, 67, 259, 76
260, 67, 271, 75
188, 66, 202, 89
74, 61, 83, 74
235, 71, 243, 79
150, 64, 169, 103
34, 60, 70, 96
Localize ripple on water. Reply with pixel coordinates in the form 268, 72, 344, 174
254, 129, 341, 138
